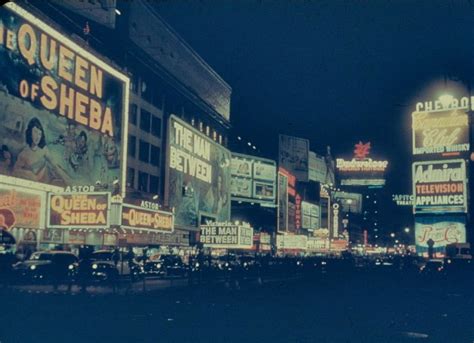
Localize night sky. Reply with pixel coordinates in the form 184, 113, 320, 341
155, 0, 474, 231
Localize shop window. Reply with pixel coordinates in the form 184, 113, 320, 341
151, 115, 162, 138
139, 140, 150, 163
150, 145, 160, 167
138, 171, 149, 192
149, 175, 159, 194
140, 109, 151, 133
127, 167, 135, 188
129, 104, 138, 125
128, 135, 136, 158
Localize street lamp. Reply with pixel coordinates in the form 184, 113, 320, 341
404, 227, 410, 234
390, 233, 395, 238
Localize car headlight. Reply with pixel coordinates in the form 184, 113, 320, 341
156, 263, 162, 269
195, 262, 200, 268
92, 263, 98, 270
225, 263, 229, 267
30, 265, 36, 270
68, 264, 74, 270
243, 262, 248, 267
321, 261, 327, 265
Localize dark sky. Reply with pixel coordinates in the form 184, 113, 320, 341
154, 0, 474, 229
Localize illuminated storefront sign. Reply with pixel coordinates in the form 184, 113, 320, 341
47, 192, 110, 228
230, 153, 276, 203
0, 185, 44, 229
412, 160, 466, 213
165, 115, 231, 229
121, 203, 174, 233
392, 194, 414, 206
332, 203, 340, 238
415, 96, 474, 112
0, 4, 129, 193
412, 109, 469, 157
276, 234, 307, 250
200, 222, 253, 249
415, 216, 466, 254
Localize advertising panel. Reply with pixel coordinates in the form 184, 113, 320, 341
121, 203, 174, 233
308, 151, 327, 184
301, 201, 320, 230
200, 223, 253, 249
276, 234, 307, 250
412, 159, 466, 213
412, 109, 469, 158
230, 153, 276, 203
0, 185, 44, 229
277, 171, 288, 233
415, 216, 466, 254
47, 192, 110, 229
0, 4, 129, 194
333, 192, 363, 213
166, 115, 231, 229
279, 134, 309, 182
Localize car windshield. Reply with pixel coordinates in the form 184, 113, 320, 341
30, 253, 53, 261
90, 252, 112, 261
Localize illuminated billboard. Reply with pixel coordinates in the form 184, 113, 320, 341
47, 192, 111, 229
0, 184, 45, 229
412, 159, 466, 213
0, 4, 129, 193
230, 153, 276, 204
165, 115, 231, 229
301, 201, 320, 231
200, 223, 253, 249
412, 109, 469, 158
333, 191, 363, 213
277, 171, 288, 233
278, 134, 309, 182
415, 216, 466, 255
278, 168, 297, 233
121, 203, 173, 233
308, 151, 327, 184
336, 142, 388, 187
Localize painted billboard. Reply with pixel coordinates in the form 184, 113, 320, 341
415, 216, 466, 255
230, 153, 276, 203
301, 201, 320, 231
166, 115, 231, 229
412, 159, 466, 213
200, 223, 253, 249
278, 134, 309, 182
308, 151, 327, 184
412, 109, 469, 158
278, 168, 297, 233
47, 192, 110, 229
0, 184, 45, 230
121, 203, 174, 233
333, 191, 363, 213
0, 3, 129, 193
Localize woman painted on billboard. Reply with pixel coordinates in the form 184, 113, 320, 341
13, 117, 70, 185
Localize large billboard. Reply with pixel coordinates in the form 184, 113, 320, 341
166, 115, 231, 229
0, 4, 129, 194
415, 216, 466, 255
277, 171, 288, 233
0, 184, 45, 230
301, 201, 320, 231
279, 134, 309, 182
47, 192, 111, 229
412, 109, 469, 158
230, 153, 276, 204
308, 151, 327, 184
333, 191, 363, 213
412, 159, 466, 213
278, 168, 297, 233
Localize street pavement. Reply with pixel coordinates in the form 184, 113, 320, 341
0, 271, 473, 343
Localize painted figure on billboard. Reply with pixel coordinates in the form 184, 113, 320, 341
0, 4, 129, 190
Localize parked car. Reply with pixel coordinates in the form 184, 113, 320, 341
144, 255, 187, 278
419, 259, 445, 277
13, 251, 78, 282
89, 250, 143, 281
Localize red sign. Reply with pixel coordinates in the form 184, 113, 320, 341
354, 142, 371, 160
0, 188, 43, 229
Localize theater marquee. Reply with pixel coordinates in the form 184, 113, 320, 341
412, 159, 466, 214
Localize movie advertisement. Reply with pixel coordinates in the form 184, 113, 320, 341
166, 115, 231, 229
277, 171, 288, 233
412, 109, 469, 158
200, 223, 253, 249
47, 192, 110, 229
415, 216, 466, 254
230, 153, 276, 203
412, 159, 466, 213
0, 4, 129, 193
279, 134, 309, 182
121, 203, 173, 233
0, 185, 44, 230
